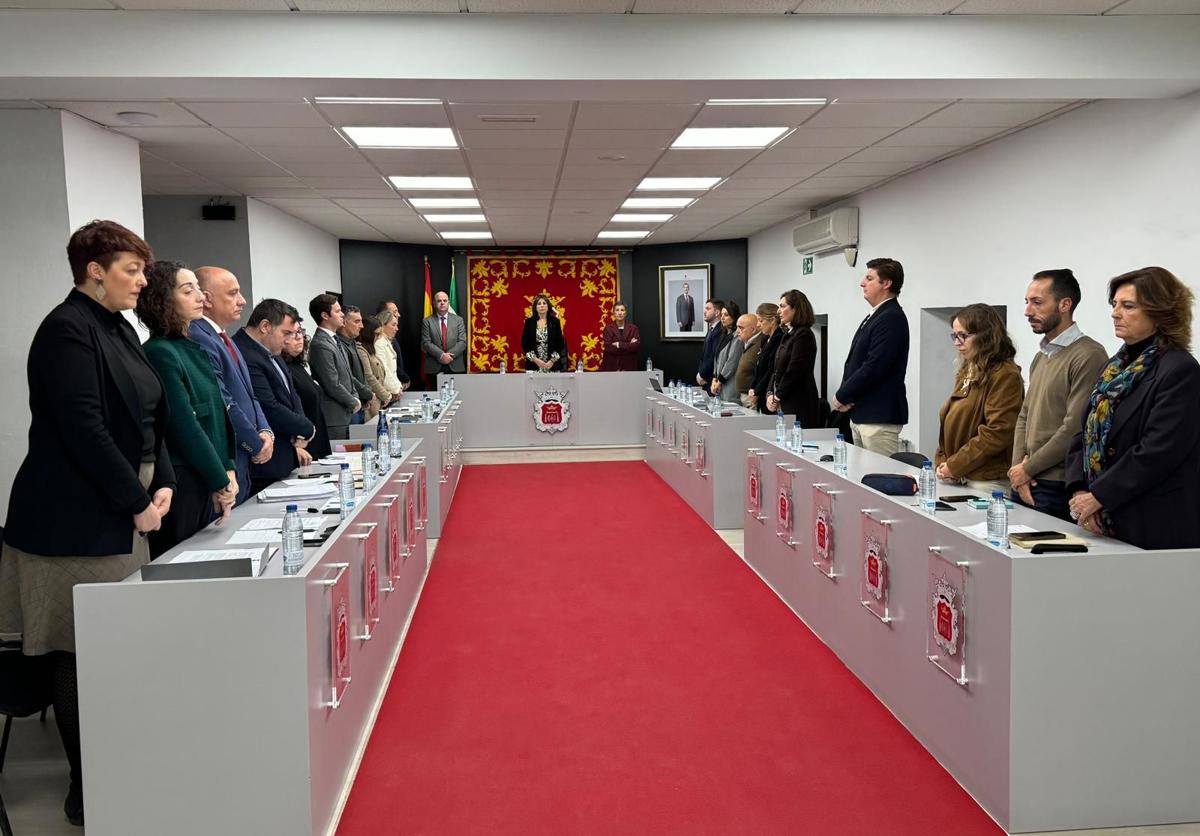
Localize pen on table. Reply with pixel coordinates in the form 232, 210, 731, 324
307, 507, 342, 514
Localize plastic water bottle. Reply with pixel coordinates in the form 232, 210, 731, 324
646, 357, 653, 372
449, 376, 456, 396
577, 357, 585, 374
790, 420, 803, 452
376, 412, 390, 464
833, 433, 848, 473
361, 443, 377, 491
987, 491, 1009, 549
282, 504, 305, 575
499, 359, 506, 374
919, 460, 937, 513
338, 462, 355, 519
775, 412, 786, 444
388, 417, 402, 456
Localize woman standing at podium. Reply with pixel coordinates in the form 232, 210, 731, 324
0, 220, 176, 826
522, 294, 566, 372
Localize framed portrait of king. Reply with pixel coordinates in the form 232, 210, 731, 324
659, 264, 711, 341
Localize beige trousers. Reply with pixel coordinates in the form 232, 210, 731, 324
850, 422, 903, 457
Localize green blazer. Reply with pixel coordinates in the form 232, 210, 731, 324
144, 336, 236, 492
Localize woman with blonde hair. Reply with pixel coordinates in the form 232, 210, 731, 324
934, 303, 1024, 494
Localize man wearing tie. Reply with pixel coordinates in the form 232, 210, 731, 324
676, 283, 696, 332
421, 290, 467, 376
831, 258, 910, 456
191, 267, 274, 504
308, 294, 361, 440
233, 299, 316, 496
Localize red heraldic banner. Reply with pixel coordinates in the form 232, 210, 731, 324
468, 254, 620, 372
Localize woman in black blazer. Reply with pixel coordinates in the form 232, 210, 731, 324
284, 326, 333, 461
0, 220, 175, 825
1066, 267, 1200, 550
522, 294, 567, 372
748, 302, 783, 413
766, 289, 824, 428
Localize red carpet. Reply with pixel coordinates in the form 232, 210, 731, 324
337, 462, 1000, 836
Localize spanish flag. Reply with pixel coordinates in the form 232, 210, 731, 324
421, 256, 432, 388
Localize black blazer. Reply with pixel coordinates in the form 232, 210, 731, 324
835, 297, 909, 425
5, 291, 176, 557
521, 317, 566, 371
770, 326, 824, 428
286, 358, 332, 461
697, 324, 723, 386
1065, 347, 1200, 550
750, 328, 784, 413
233, 329, 315, 481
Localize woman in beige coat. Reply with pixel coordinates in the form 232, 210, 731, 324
356, 315, 393, 410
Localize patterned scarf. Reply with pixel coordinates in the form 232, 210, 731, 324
1082, 341, 1160, 534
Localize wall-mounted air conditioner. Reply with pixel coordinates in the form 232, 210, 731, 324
792, 207, 859, 255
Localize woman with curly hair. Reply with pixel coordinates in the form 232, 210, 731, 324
934, 303, 1025, 495
137, 260, 238, 556
1065, 267, 1200, 548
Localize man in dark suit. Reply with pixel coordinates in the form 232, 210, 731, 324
336, 305, 375, 424
832, 257, 910, 456
192, 267, 273, 504
377, 299, 411, 389
421, 290, 467, 376
694, 298, 725, 390
308, 293, 360, 439
675, 283, 696, 332
233, 299, 316, 495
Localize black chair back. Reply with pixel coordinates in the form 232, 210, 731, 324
890, 451, 931, 469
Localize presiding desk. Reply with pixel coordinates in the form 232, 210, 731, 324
443, 370, 661, 450
741, 431, 1200, 833
74, 441, 431, 836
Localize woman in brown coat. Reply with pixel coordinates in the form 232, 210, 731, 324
935, 303, 1024, 495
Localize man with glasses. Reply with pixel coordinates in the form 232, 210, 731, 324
1008, 269, 1108, 520
832, 258, 910, 456
234, 299, 316, 496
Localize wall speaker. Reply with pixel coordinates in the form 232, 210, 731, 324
202, 203, 236, 221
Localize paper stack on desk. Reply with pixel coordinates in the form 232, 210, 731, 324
171, 547, 276, 576
225, 516, 327, 545
255, 481, 337, 503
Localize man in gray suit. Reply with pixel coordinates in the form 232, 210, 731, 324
675, 282, 696, 332
421, 290, 467, 375
308, 293, 360, 439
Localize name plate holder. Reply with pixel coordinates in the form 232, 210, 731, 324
694, 422, 710, 478
811, 483, 844, 580
745, 448, 767, 522
350, 522, 380, 641
371, 495, 400, 593
859, 508, 898, 623
775, 464, 802, 548
926, 546, 970, 687
411, 456, 429, 531
437, 427, 450, 483
665, 407, 679, 450
320, 561, 352, 709
678, 415, 691, 463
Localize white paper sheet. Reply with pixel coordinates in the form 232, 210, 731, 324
239, 516, 324, 532
171, 548, 275, 576
959, 521, 1037, 538
255, 482, 338, 503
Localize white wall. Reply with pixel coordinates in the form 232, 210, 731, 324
748, 92, 1200, 454
61, 111, 143, 236
246, 198, 341, 311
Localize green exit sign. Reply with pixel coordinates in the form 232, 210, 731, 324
802, 256, 814, 276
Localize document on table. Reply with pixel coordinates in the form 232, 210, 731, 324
255, 481, 338, 503
282, 474, 336, 487
171, 548, 275, 576
239, 516, 324, 532
959, 521, 1037, 538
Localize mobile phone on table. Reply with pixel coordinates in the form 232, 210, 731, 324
940, 495, 976, 503
1017, 531, 1066, 542
933, 501, 956, 511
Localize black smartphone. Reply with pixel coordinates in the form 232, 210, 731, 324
940, 495, 977, 503
1031, 543, 1088, 554
934, 501, 956, 511
1018, 531, 1067, 541
295, 472, 327, 479
819, 455, 834, 462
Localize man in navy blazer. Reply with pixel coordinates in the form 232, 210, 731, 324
694, 298, 725, 389
832, 258, 910, 456
193, 267, 274, 504
233, 299, 316, 496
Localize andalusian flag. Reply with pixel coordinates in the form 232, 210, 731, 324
448, 260, 458, 315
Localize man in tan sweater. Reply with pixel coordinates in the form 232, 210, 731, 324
1009, 270, 1110, 520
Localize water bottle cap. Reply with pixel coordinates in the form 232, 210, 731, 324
835, 433, 844, 441
286, 504, 297, 512
923, 460, 932, 468
793, 420, 801, 427
992, 491, 1004, 498
341, 462, 349, 469
363, 443, 372, 450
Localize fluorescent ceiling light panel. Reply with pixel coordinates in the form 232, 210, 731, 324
422, 213, 487, 223
597, 230, 649, 239
389, 176, 473, 190
440, 231, 492, 240
671, 127, 789, 149
637, 177, 721, 191
313, 97, 441, 105
410, 198, 481, 208
622, 197, 694, 209
610, 213, 673, 223
342, 126, 457, 148
707, 98, 827, 106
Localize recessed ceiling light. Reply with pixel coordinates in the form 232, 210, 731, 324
637, 177, 721, 191
707, 98, 828, 106
611, 213, 673, 223
622, 197, 694, 209
410, 198, 480, 209
597, 230, 649, 239
313, 97, 442, 105
342, 126, 457, 149
422, 213, 487, 223
596, 153, 627, 162
389, 176, 473, 190
116, 111, 158, 126
440, 231, 492, 240
671, 127, 789, 149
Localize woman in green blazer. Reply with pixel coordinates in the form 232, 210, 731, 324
136, 260, 238, 557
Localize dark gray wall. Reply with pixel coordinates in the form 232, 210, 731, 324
143, 195, 253, 318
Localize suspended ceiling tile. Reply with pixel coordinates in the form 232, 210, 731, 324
573, 103, 700, 131
469, 163, 562, 180
224, 127, 349, 148
360, 148, 467, 173
239, 187, 323, 198
179, 101, 328, 128
449, 102, 575, 130
568, 129, 677, 150
314, 101, 449, 129
554, 188, 631, 199
48, 101, 204, 128
474, 177, 559, 190
0, 0, 115, 7
792, 0, 958, 11
751, 145, 861, 164
315, 187, 397, 199
1106, 0, 1200, 12
276, 160, 381, 177
112, 126, 237, 145
818, 160, 917, 177
736, 162, 826, 179
293, 0, 458, 10
141, 176, 229, 194
223, 176, 308, 189
469, 0, 626, 10
878, 125, 1005, 146
183, 161, 294, 177
257, 197, 342, 209
251, 145, 368, 164
844, 144, 962, 163
690, 102, 824, 128
467, 147, 564, 166
802, 101, 951, 128
563, 146, 663, 166
118, 0, 289, 7
799, 175, 884, 190
459, 129, 567, 149
915, 101, 1077, 128
775, 127, 895, 148
952, 0, 1115, 11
